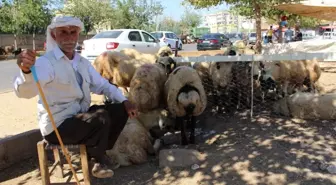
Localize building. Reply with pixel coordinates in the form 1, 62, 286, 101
204, 10, 255, 33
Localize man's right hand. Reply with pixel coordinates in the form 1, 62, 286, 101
17, 49, 36, 73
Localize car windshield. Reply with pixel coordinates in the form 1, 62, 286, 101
151, 32, 163, 39
92, 31, 123, 39
249, 33, 256, 37
202, 34, 221, 39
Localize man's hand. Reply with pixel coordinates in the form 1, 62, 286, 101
123, 100, 138, 118
17, 49, 36, 73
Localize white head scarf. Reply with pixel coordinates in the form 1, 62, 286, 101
46, 15, 84, 52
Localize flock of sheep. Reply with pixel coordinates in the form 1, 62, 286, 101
0, 45, 21, 56
92, 40, 335, 169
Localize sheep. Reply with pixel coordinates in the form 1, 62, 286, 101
208, 51, 235, 113
128, 57, 177, 113
120, 48, 158, 64
12, 48, 22, 56
261, 59, 322, 98
4, 45, 14, 55
93, 51, 155, 93
157, 46, 173, 57
227, 45, 266, 110
120, 46, 174, 64
0, 47, 5, 55
192, 60, 212, 95
164, 66, 207, 145
106, 108, 175, 168
272, 92, 336, 120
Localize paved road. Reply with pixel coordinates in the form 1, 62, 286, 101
0, 59, 18, 93
181, 43, 196, 51
0, 44, 198, 93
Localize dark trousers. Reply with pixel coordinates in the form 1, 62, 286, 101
44, 103, 129, 163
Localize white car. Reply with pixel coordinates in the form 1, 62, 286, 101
248, 32, 257, 45
81, 29, 161, 63
150, 31, 183, 50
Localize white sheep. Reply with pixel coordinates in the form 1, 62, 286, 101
164, 66, 207, 145
106, 108, 175, 168
272, 92, 336, 120
128, 57, 177, 112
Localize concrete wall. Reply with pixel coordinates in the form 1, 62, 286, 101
0, 129, 42, 171
0, 34, 94, 50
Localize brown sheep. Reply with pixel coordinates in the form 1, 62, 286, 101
261, 59, 321, 97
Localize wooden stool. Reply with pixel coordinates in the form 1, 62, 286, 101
37, 140, 91, 185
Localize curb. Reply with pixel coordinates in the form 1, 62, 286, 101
0, 129, 42, 171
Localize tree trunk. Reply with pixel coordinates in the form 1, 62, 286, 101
14, 34, 17, 50
254, 2, 262, 54
278, 15, 283, 43
33, 28, 36, 51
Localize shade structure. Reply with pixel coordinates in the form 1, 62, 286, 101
275, 1, 336, 21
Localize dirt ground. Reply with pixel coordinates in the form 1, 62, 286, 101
0, 65, 335, 185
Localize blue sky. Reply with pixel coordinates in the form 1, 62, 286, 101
159, 0, 230, 21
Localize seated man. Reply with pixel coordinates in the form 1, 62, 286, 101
13, 15, 138, 179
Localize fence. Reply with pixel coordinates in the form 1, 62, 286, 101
171, 52, 336, 120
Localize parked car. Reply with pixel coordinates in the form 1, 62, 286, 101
197, 33, 230, 51
81, 29, 161, 63
248, 32, 257, 45
75, 43, 82, 53
227, 33, 244, 44
150, 31, 183, 50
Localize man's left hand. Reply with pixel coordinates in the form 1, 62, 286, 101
123, 100, 138, 118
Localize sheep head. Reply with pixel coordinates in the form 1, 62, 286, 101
156, 56, 177, 75
176, 84, 200, 116
157, 46, 173, 57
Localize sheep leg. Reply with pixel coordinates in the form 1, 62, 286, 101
189, 116, 196, 144
283, 81, 289, 97
179, 117, 188, 145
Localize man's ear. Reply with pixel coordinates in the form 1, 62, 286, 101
51, 29, 56, 40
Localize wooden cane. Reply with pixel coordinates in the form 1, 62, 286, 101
30, 66, 81, 185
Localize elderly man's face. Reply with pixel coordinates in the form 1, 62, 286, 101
51, 26, 80, 53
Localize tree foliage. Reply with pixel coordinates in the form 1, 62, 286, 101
157, 6, 202, 35
111, 0, 163, 30
0, 0, 53, 34
179, 6, 202, 33
60, 0, 114, 34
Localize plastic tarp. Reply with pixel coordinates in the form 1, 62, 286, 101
262, 38, 336, 61
275, 1, 336, 21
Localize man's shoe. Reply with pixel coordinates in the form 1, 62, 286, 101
91, 162, 114, 179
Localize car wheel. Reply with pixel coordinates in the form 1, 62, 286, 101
168, 44, 171, 48
178, 44, 182, 50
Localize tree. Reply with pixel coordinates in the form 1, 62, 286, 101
60, 0, 114, 35
158, 17, 182, 34
0, 0, 54, 48
183, 0, 301, 53
111, 0, 163, 31
179, 6, 202, 35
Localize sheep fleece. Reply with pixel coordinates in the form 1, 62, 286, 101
129, 63, 167, 112
106, 118, 154, 166
164, 66, 207, 117
273, 92, 336, 120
